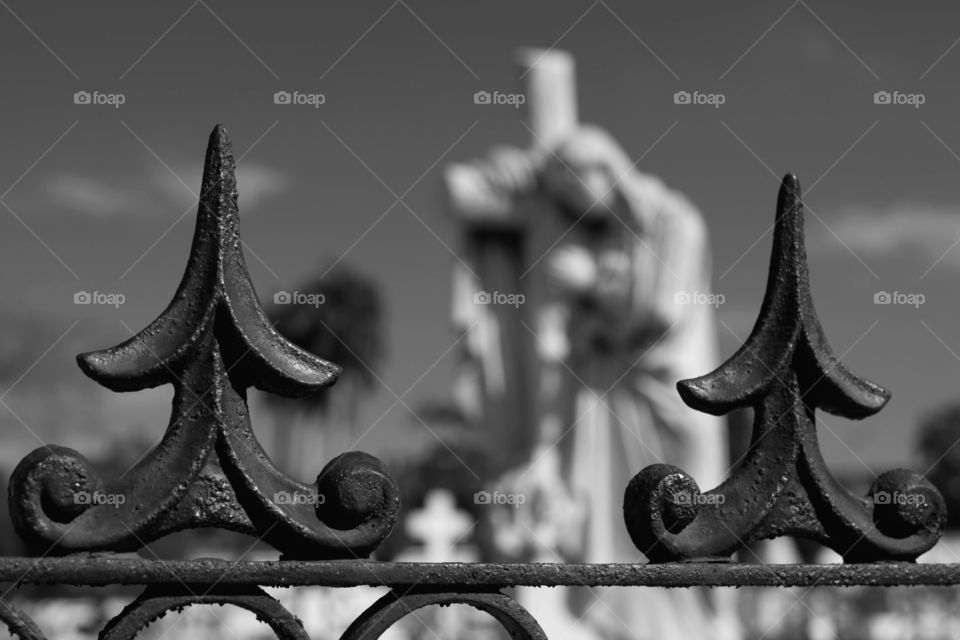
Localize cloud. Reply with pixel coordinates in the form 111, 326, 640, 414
154, 162, 291, 211
812, 204, 960, 271
44, 162, 290, 218
235, 164, 290, 210
46, 175, 149, 218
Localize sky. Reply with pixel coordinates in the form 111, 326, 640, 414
2, 1, 960, 478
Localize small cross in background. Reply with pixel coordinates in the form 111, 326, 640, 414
403, 489, 476, 562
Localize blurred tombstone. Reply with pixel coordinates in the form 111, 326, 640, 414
394, 489, 490, 640
28, 599, 100, 640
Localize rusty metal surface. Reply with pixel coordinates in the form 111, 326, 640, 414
0, 559, 960, 588
623, 175, 947, 563
7, 126, 399, 559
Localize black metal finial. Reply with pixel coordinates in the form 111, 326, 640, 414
8, 125, 400, 559
624, 174, 946, 563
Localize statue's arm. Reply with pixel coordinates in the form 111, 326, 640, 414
444, 146, 542, 223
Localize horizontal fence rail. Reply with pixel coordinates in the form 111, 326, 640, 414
0, 125, 953, 639
3, 559, 960, 589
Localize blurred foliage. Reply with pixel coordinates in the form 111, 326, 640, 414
266, 261, 384, 411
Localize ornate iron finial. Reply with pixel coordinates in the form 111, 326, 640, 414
624, 174, 946, 563
9, 125, 400, 559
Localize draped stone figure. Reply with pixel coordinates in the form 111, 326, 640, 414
539, 127, 736, 640
445, 50, 736, 640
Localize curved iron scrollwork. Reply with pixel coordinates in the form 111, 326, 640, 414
340, 589, 547, 640
100, 584, 309, 640
624, 174, 947, 563
0, 599, 46, 640
8, 125, 400, 559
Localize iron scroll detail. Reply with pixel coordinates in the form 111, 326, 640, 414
99, 585, 310, 640
623, 174, 947, 563
8, 125, 400, 559
339, 590, 548, 640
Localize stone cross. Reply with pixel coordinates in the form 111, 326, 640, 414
445, 49, 579, 475
404, 489, 475, 562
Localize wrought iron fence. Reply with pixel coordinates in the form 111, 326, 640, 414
0, 125, 955, 639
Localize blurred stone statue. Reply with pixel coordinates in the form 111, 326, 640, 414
445, 49, 737, 640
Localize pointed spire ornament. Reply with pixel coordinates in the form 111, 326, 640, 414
9, 126, 400, 558
624, 175, 946, 563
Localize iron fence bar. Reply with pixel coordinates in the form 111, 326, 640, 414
1, 559, 960, 588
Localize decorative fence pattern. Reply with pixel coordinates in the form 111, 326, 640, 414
0, 125, 955, 639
